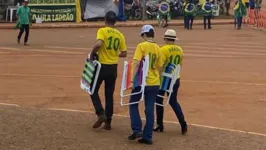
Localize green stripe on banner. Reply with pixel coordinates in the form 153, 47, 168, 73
84, 69, 94, 78
86, 62, 95, 72
84, 64, 95, 75
82, 74, 92, 84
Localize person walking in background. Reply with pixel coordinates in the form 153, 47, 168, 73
234, 0, 247, 29
225, 0, 231, 16
88, 11, 127, 130
183, 0, 189, 29
184, 0, 196, 30
202, 0, 213, 29
16, 0, 31, 46
158, 0, 170, 28
153, 29, 187, 135
128, 25, 163, 145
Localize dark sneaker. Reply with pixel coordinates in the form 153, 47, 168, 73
128, 133, 143, 140
103, 122, 111, 130
153, 125, 164, 132
181, 123, 188, 135
17, 39, 20, 44
138, 139, 153, 145
93, 114, 107, 128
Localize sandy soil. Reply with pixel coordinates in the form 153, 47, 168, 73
0, 25, 266, 149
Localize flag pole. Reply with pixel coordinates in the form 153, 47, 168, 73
142, 0, 146, 21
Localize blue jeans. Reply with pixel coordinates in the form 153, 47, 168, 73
203, 15, 212, 29
237, 17, 243, 29
185, 15, 194, 29
184, 16, 187, 28
129, 86, 159, 141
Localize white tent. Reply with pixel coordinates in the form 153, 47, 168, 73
83, 0, 118, 19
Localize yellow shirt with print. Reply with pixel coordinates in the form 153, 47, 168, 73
133, 41, 163, 86
96, 27, 127, 64
160, 44, 184, 79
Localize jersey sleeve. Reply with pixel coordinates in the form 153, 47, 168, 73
96, 28, 105, 41
157, 48, 164, 68
119, 34, 127, 52
160, 46, 167, 65
133, 44, 143, 61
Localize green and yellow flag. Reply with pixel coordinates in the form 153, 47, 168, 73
234, 0, 247, 18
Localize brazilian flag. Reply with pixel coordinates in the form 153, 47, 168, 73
184, 3, 197, 17
234, 0, 247, 18
160, 63, 175, 91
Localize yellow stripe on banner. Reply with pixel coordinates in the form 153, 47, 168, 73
199, 0, 205, 5
75, 0, 82, 23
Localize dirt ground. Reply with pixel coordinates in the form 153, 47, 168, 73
0, 25, 266, 149
1, 105, 266, 150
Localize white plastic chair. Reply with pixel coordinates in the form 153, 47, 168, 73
120, 55, 149, 106
6, 6, 18, 22
155, 64, 180, 107
80, 54, 101, 95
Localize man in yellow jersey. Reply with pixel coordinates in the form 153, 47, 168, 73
153, 29, 187, 135
88, 11, 127, 130
128, 25, 163, 145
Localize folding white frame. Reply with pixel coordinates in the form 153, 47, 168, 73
80, 53, 101, 95
155, 64, 181, 107
120, 55, 149, 106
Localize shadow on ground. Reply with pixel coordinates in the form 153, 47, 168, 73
0, 105, 265, 150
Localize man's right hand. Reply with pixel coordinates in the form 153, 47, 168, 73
89, 53, 99, 62
89, 53, 95, 62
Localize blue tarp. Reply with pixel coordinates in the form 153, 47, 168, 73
117, 0, 126, 21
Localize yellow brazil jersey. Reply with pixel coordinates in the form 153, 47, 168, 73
96, 27, 127, 64
133, 41, 163, 86
160, 44, 184, 79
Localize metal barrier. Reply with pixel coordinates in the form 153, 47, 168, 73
244, 9, 266, 29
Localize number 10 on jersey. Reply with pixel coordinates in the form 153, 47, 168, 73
107, 36, 120, 51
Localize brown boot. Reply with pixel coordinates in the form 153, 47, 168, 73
103, 122, 111, 130
92, 114, 107, 128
